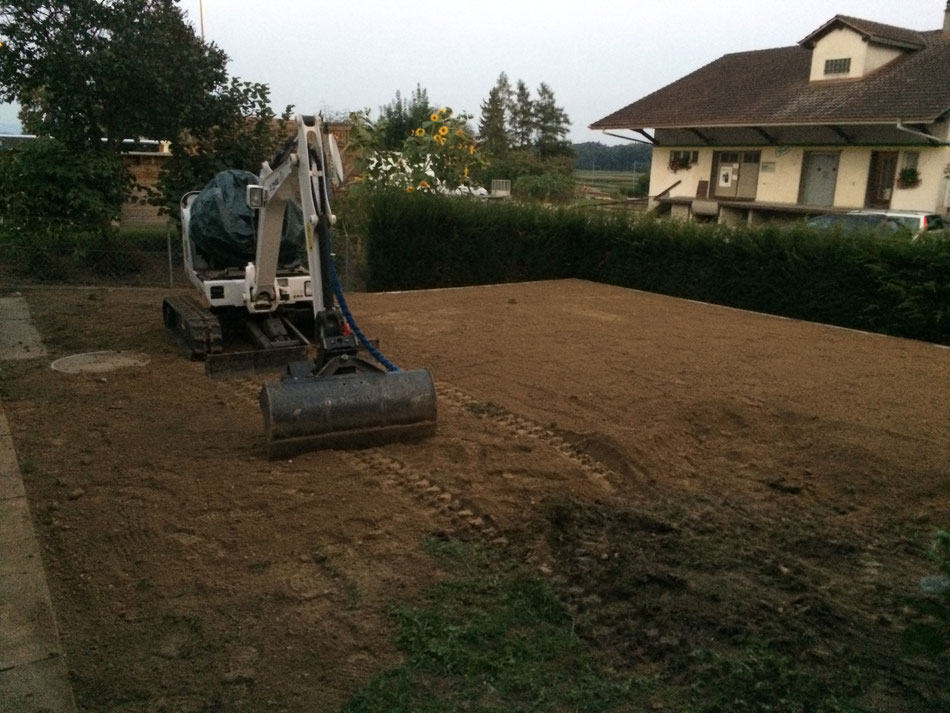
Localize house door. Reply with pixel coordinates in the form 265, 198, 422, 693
799, 151, 839, 206
712, 151, 760, 200
736, 152, 760, 199
865, 151, 898, 208
712, 152, 740, 199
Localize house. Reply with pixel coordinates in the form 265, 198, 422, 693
590, 5, 950, 224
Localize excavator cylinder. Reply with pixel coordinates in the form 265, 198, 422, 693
260, 368, 437, 457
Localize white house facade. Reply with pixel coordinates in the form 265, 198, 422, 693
591, 6, 950, 224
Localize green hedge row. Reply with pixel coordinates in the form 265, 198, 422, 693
357, 191, 950, 344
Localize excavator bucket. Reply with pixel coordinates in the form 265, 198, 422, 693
260, 366, 437, 458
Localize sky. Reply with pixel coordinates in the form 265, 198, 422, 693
0, 0, 945, 143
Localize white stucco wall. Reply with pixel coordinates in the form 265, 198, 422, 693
808, 27, 903, 81
809, 28, 867, 81
891, 146, 950, 213
755, 147, 803, 203
648, 147, 714, 199
650, 144, 950, 214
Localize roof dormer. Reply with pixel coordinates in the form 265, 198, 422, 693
799, 15, 926, 82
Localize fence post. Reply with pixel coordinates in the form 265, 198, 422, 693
166, 221, 174, 288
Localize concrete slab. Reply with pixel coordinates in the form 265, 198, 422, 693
0, 655, 75, 713
0, 499, 63, 671
0, 433, 25, 501
0, 299, 74, 711
0, 296, 47, 361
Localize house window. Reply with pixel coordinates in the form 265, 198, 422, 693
824, 58, 851, 75
670, 150, 698, 164
668, 150, 699, 171
902, 151, 919, 170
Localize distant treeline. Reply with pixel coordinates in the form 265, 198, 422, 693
573, 141, 652, 172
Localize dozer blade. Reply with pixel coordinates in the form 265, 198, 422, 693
260, 368, 437, 458
205, 344, 317, 379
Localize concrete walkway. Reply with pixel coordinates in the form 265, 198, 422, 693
0, 296, 76, 713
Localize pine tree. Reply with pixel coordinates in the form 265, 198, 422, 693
478, 85, 509, 155
509, 79, 536, 151
534, 82, 573, 158
379, 84, 432, 150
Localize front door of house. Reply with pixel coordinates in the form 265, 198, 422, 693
799, 151, 839, 206
865, 151, 898, 208
712, 151, 761, 200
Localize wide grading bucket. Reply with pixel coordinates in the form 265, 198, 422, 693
260, 367, 437, 457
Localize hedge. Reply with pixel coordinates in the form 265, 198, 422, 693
355, 191, 950, 345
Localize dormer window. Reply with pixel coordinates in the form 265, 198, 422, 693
824, 58, 852, 75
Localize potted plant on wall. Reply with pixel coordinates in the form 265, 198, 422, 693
897, 167, 921, 189
668, 157, 692, 173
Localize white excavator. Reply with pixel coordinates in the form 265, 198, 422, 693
162, 114, 437, 457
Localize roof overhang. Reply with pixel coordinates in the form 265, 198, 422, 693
591, 116, 946, 132
798, 17, 926, 50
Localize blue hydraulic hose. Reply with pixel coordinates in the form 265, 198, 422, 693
326, 240, 401, 373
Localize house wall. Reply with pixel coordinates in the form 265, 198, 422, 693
808, 27, 903, 81
121, 152, 172, 226
891, 146, 950, 213
651, 143, 950, 215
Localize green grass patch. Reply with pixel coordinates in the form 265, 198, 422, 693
342, 536, 638, 713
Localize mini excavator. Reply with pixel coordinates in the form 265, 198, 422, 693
163, 114, 437, 457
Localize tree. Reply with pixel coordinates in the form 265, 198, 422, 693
508, 80, 536, 151
477, 72, 512, 156
152, 81, 294, 218
378, 84, 433, 150
0, 0, 228, 150
533, 82, 572, 159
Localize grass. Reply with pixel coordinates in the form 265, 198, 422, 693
342, 535, 639, 713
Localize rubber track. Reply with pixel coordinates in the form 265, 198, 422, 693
437, 384, 617, 494
163, 295, 223, 360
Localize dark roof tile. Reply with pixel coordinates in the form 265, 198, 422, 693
591, 28, 950, 130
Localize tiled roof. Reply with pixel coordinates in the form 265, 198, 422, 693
591, 29, 950, 130
800, 15, 928, 49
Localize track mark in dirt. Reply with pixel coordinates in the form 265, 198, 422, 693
346, 450, 508, 546
438, 384, 620, 494
345, 450, 604, 616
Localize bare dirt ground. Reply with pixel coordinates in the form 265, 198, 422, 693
1, 279, 948, 712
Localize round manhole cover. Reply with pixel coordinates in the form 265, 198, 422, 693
51, 351, 151, 374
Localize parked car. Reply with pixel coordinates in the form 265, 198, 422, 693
805, 213, 905, 235
805, 210, 948, 238
858, 210, 946, 236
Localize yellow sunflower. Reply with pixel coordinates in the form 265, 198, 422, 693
456, 129, 464, 136
469, 145, 475, 155
406, 185, 415, 192
438, 125, 449, 136
430, 112, 439, 122
419, 180, 430, 189
414, 128, 425, 137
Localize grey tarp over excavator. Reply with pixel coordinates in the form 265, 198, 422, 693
162, 114, 437, 456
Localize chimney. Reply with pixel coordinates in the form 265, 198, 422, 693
945, 1, 950, 36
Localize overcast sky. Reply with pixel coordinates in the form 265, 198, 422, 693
0, 0, 945, 143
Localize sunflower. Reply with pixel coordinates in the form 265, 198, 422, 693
456, 129, 464, 136
419, 180, 430, 189
438, 125, 449, 136
430, 112, 439, 122
414, 128, 425, 137
469, 145, 475, 155
406, 185, 415, 192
